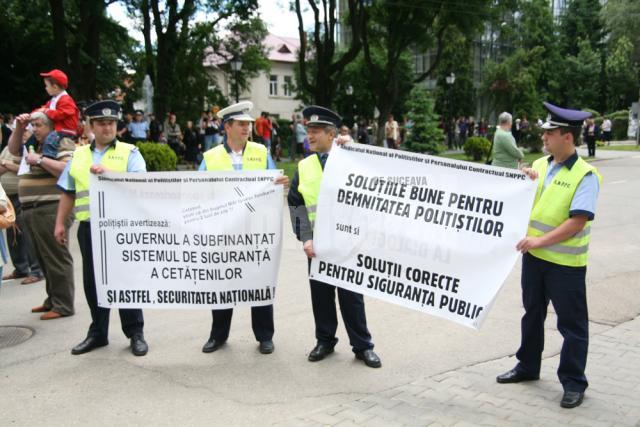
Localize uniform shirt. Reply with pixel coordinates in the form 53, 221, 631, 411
541, 152, 599, 221
127, 121, 149, 139
197, 140, 277, 171
287, 152, 328, 242
57, 140, 147, 193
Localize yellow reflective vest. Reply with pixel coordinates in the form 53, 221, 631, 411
527, 155, 601, 267
203, 141, 268, 171
69, 141, 134, 221
297, 154, 323, 228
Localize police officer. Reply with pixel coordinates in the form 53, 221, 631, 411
496, 102, 601, 408
55, 100, 148, 356
199, 101, 288, 355
287, 106, 381, 368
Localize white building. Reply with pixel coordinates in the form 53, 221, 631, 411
205, 34, 303, 120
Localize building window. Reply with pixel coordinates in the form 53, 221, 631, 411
283, 76, 293, 97
269, 75, 278, 96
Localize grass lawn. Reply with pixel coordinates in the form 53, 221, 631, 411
598, 144, 640, 151
438, 151, 547, 166
276, 159, 299, 179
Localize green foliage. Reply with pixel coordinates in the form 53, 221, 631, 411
463, 137, 492, 161
605, 36, 639, 111
405, 87, 444, 155
482, 47, 545, 119
612, 117, 630, 140
520, 126, 544, 153
560, 39, 601, 109
137, 142, 177, 171
583, 108, 601, 118
434, 27, 476, 120
608, 110, 629, 120
601, 0, 640, 62
559, 0, 606, 56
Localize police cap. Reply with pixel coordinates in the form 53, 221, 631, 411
541, 102, 592, 130
85, 100, 120, 121
303, 105, 342, 128
218, 101, 254, 123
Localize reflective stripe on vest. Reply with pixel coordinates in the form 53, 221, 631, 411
297, 154, 323, 228
527, 155, 601, 267
69, 142, 134, 221
202, 141, 268, 171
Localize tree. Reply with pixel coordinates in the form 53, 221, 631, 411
47, 0, 131, 101
405, 87, 444, 155
294, 0, 367, 106
482, 47, 545, 119
562, 39, 601, 111
359, 0, 491, 144
434, 28, 476, 122
559, 0, 606, 57
601, 0, 640, 62
130, 0, 260, 118
605, 36, 640, 111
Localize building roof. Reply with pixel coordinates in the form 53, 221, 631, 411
203, 33, 299, 68
263, 34, 299, 63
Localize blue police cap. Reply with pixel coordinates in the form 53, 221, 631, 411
541, 102, 592, 130
303, 105, 342, 127
85, 100, 121, 121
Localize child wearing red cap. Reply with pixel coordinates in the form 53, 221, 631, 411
35, 69, 79, 138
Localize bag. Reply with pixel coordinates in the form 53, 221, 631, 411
0, 197, 16, 229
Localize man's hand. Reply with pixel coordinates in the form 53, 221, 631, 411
274, 175, 289, 186
54, 222, 68, 245
15, 114, 31, 129
335, 135, 351, 146
25, 153, 42, 166
516, 236, 543, 253
90, 164, 109, 174
303, 239, 315, 258
520, 167, 538, 180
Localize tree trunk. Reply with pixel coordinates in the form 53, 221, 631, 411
48, 0, 69, 71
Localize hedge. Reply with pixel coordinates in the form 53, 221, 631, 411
463, 136, 492, 161
136, 142, 178, 171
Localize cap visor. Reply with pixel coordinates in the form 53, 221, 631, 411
540, 122, 559, 130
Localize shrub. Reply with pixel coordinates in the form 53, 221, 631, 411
583, 108, 601, 118
137, 142, 178, 171
463, 136, 491, 161
520, 125, 544, 153
612, 117, 629, 140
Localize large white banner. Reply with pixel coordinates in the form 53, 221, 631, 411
91, 171, 283, 309
311, 144, 537, 329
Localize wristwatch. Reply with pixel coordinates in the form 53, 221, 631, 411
37, 156, 43, 166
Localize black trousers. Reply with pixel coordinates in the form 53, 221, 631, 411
515, 253, 589, 392
209, 305, 274, 342
308, 259, 373, 352
78, 222, 144, 339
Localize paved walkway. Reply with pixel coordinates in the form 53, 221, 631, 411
277, 316, 640, 426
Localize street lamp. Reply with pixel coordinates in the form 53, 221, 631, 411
230, 57, 243, 103
445, 73, 456, 149
345, 85, 354, 126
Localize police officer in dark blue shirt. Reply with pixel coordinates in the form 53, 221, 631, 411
288, 106, 381, 368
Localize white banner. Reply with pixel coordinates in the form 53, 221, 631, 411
310, 144, 537, 329
91, 171, 283, 309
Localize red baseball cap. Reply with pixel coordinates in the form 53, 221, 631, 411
40, 69, 68, 89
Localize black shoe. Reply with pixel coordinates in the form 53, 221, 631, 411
259, 340, 274, 354
71, 336, 108, 355
130, 333, 148, 356
355, 349, 382, 368
202, 339, 226, 353
560, 391, 584, 408
308, 343, 335, 362
496, 368, 539, 384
